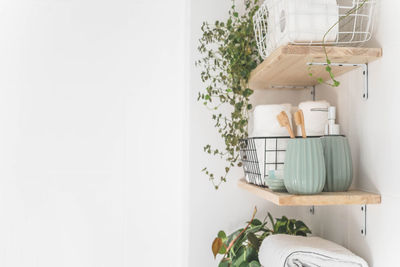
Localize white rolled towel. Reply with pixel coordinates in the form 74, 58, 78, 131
297, 100, 330, 136
250, 104, 293, 137
248, 104, 292, 183
259, 235, 369, 267
275, 0, 339, 45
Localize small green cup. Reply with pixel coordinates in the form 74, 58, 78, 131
320, 136, 353, 192
284, 138, 326, 195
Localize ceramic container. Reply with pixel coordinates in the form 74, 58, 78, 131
284, 138, 326, 194
320, 136, 353, 192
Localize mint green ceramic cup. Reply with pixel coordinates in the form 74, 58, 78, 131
320, 136, 353, 192
284, 138, 326, 195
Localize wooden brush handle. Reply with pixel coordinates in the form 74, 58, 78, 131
299, 110, 307, 138
277, 111, 295, 138
286, 125, 295, 138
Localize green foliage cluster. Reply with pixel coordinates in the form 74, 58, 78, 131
196, 0, 262, 189
212, 208, 311, 267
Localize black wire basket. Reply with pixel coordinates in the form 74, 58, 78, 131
239, 136, 326, 187
239, 137, 291, 187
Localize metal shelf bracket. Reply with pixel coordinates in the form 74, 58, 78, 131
307, 62, 369, 100
269, 85, 316, 101
309, 206, 315, 215
361, 205, 367, 236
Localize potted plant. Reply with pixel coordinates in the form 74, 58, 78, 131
212, 207, 311, 266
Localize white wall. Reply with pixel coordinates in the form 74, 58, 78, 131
314, 1, 400, 265
0, 1, 187, 266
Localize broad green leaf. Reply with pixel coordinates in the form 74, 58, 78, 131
227, 229, 243, 245
219, 259, 231, 267
251, 219, 262, 226
245, 246, 258, 262
232, 246, 246, 267
246, 232, 260, 250
249, 260, 261, 267
247, 225, 262, 234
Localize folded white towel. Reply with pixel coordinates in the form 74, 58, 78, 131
297, 101, 330, 136
259, 235, 369, 267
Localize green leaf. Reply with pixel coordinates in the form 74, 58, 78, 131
218, 231, 227, 239
267, 212, 274, 226
247, 225, 262, 234
242, 88, 253, 97
245, 246, 258, 262
219, 259, 231, 267
231, 246, 246, 267
247, 232, 260, 250
251, 219, 262, 226
227, 229, 243, 246
248, 261, 261, 267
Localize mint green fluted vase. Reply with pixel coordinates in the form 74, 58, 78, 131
284, 138, 326, 195
321, 136, 353, 192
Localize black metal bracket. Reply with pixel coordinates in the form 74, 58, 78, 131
309, 206, 315, 215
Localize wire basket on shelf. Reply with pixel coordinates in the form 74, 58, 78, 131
240, 136, 327, 187
253, 0, 377, 59
240, 137, 290, 187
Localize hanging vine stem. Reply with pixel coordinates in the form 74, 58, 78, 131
197, 0, 262, 189
310, 0, 369, 87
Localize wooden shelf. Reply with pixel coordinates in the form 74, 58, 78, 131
249, 45, 382, 90
238, 179, 381, 206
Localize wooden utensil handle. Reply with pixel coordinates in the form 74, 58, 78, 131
300, 110, 307, 138
286, 125, 295, 138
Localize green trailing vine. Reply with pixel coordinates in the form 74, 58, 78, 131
310, 0, 369, 87
211, 207, 311, 267
196, 0, 262, 189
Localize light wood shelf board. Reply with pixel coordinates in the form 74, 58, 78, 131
238, 178, 381, 206
249, 45, 382, 90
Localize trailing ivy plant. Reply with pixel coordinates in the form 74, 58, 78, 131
196, 0, 262, 189
211, 207, 311, 267
309, 0, 369, 87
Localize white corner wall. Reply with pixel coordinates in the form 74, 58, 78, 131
190, 0, 399, 267
0, 1, 187, 266
314, 1, 400, 265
